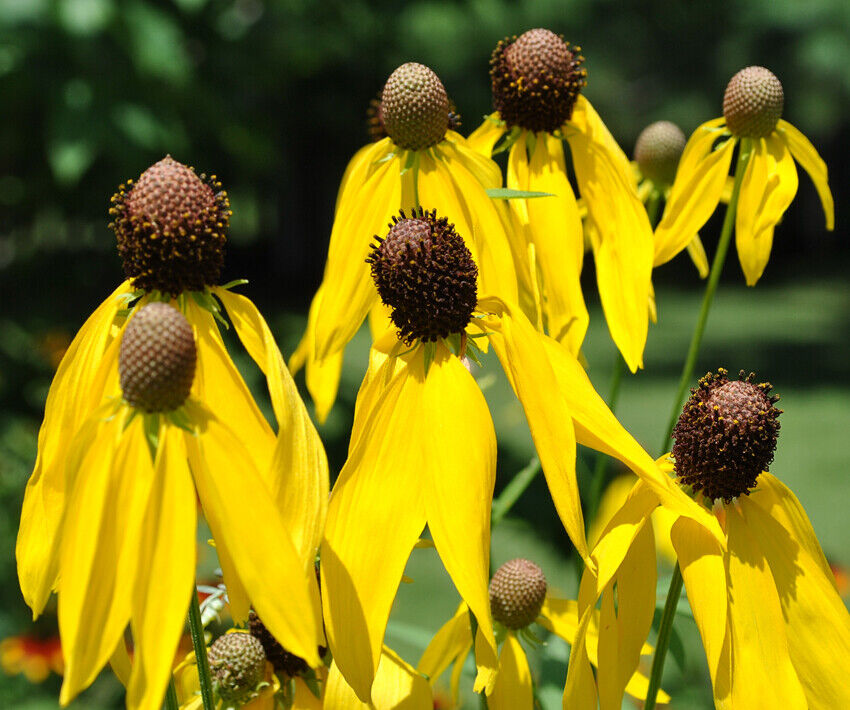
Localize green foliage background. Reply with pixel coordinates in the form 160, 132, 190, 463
0, 1, 847, 707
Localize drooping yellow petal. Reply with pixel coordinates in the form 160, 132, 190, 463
321, 348, 428, 702
436, 148, 519, 304
740, 495, 850, 709
596, 521, 656, 710
750, 472, 834, 583
442, 130, 503, 188
421, 346, 498, 691
489, 634, 533, 710
17, 281, 132, 616
109, 636, 132, 688
325, 647, 432, 709
723, 503, 807, 707
519, 132, 588, 352
289, 286, 345, 424
59, 412, 153, 705
561, 602, 597, 710
483, 303, 588, 561
292, 676, 324, 710
653, 121, 735, 268
417, 604, 471, 700
314, 141, 401, 360
185, 402, 322, 667
127, 425, 197, 710
185, 299, 274, 471
214, 287, 329, 563
686, 234, 710, 278
735, 134, 798, 285
566, 99, 653, 371
505, 136, 540, 322
778, 119, 834, 230
670, 516, 728, 697
466, 114, 507, 157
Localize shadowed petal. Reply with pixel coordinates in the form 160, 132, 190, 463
467, 114, 507, 156
779, 119, 834, 230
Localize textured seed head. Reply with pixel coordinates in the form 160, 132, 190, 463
208, 632, 267, 703
367, 208, 478, 345
490, 28, 586, 132
108, 156, 231, 296
248, 611, 310, 679
489, 558, 548, 630
119, 303, 196, 413
380, 63, 449, 150
672, 369, 782, 502
723, 67, 784, 138
634, 121, 686, 186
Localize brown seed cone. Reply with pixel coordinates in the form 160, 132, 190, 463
489, 558, 547, 630
208, 632, 267, 703
119, 302, 196, 413
723, 66, 784, 138
634, 121, 686, 186
381, 63, 449, 150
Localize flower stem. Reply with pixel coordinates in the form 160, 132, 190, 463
491, 457, 541, 526
644, 138, 751, 710
164, 677, 179, 710
188, 589, 216, 710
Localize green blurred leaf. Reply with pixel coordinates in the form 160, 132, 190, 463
486, 188, 555, 199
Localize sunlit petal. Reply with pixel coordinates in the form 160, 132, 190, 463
654, 122, 735, 268
561, 603, 597, 710
326, 647, 432, 709
686, 234, 710, 278
417, 603, 471, 689
466, 114, 507, 157
489, 634, 532, 710
442, 131, 503, 188
779, 119, 834, 230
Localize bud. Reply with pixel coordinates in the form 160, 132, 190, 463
634, 121, 686, 186
489, 558, 547, 630
367, 208, 478, 345
490, 28, 586, 133
208, 632, 267, 704
672, 369, 781, 502
380, 63, 450, 150
109, 156, 231, 296
723, 66, 784, 138
119, 302, 196, 412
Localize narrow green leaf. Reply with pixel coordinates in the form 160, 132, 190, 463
486, 188, 555, 200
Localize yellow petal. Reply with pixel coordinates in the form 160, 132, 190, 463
314, 142, 400, 359
214, 287, 329, 562
185, 402, 322, 667
561, 603, 597, 710
596, 521, 656, 710
723, 503, 807, 707
109, 636, 132, 688
442, 130, 503, 188
17, 281, 132, 615
321, 349, 428, 702
127, 425, 197, 710
740, 495, 850, 709
670, 516, 728, 692
735, 134, 798, 285
489, 634, 533, 710
291, 676, 324, 710
436, 149, 519, 304
326, 647, 433, 709
566, 100, 653, 371
686, 234, 710, 278
524, 132, 588, 351
485, 304, 588, 561
466, 114, 507, 157
778, 119, 834, 230
186, 299, 274, 471
420, 346, 499, 688
749, 472, 834, 583
59, 412, 152, 705
653, 121, 734, 268
336, 142, 383, 213
417, 604, 471, 696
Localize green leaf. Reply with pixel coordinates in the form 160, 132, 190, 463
485, 188, 555, 200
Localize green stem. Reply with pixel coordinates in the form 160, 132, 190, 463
644, 138, 751, 710
163, 677, 179, 710
645, 189, 663, 226
491, 457, 541, 526
188, 589, 216, 710
659, 139, 751, 453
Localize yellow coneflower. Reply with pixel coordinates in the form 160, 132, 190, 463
468, 28, 654, 371
289, 62, 518, 423
320, 208, 717, 704
654, 67, 834, 285
16, 157, 328, 709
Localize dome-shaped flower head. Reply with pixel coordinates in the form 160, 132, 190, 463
468, 28, 655, 373
320, 207, 719, 704
654, 67, 834, 285
288, 62, 519, 424
17, 159, 329, 710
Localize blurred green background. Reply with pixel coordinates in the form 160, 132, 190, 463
0, 0, 847, 707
